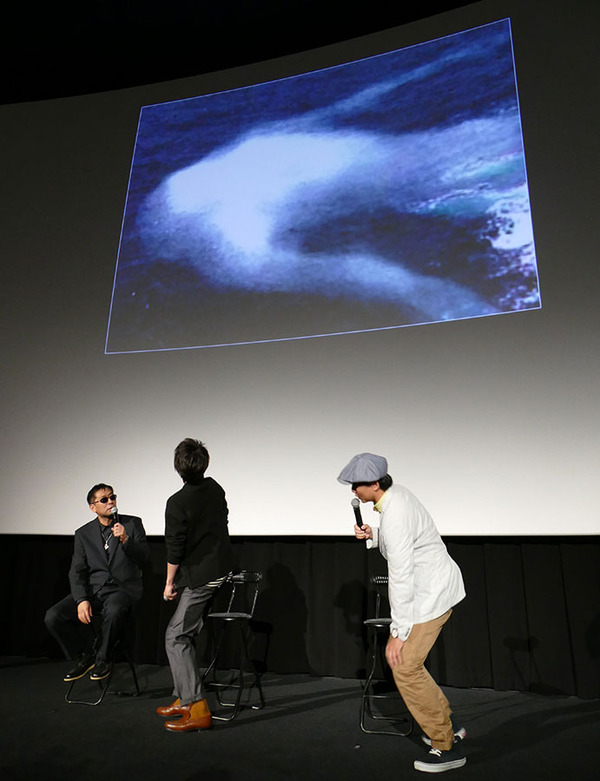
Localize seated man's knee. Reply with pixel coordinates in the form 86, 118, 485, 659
44, 606, 55, 631
44, 603, 62, 631
102, 591, 133, 619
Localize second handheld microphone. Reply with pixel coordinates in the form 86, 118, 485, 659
351, 497, 364, 529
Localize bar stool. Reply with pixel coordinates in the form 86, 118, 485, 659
202, 571, 265, 721
360, 574, 412, 736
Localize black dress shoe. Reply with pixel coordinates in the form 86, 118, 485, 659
89, 658, 112, 681
64, 653, 95, 682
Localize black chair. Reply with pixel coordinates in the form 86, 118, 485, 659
202, 571, 265, 721
360, 574, 412, 736
65, 619, 141, 706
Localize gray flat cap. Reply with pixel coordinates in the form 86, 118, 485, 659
337, 452, 388, 484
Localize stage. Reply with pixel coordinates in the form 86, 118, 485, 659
1, 657, 597, 780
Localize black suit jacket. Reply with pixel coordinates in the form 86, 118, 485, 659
165, 478, 234, 589
68, 514, 150, 604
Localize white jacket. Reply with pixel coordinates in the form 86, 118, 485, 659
367, 484, 465, 641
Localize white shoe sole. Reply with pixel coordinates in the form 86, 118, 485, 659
414, 756, 467, 773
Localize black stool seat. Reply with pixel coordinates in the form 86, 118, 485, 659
363, 617, 392, 628
209, 611, 252, 620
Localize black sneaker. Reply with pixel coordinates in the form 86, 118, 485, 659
64, 653, 95, 682
414, 742, 466, 773
89, 658, 112, 681
421, 723, 466, 747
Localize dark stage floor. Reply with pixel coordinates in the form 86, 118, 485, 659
1, 658, 598, 781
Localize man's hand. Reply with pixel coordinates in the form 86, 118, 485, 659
112, 522, 128, 543
163, 582, 178, 602
354, 523, 373, 540
77, 600, 92, 624
385, 635, 405, 669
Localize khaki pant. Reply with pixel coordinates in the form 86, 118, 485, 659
391, 608, 454, 751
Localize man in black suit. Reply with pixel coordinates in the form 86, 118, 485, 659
45, 483, 149, 681
156, 438, 235, 732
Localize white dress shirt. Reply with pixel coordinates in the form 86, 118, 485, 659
366, 484, 465, 641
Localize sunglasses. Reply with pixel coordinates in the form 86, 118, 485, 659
93, 494, 117, 504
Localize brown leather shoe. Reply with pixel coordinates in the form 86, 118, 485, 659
156, 698, 182, 717
165, 698, 212, 732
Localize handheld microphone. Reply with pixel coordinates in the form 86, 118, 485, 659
351, 497, 364, 529
110, 506, 119, 525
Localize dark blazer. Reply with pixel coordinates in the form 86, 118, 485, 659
165, 478, 235, 589
68, 514, 150, 604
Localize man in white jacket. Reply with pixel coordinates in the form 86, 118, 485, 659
338, 452, 466, 773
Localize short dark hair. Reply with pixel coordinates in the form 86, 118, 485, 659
87, 483, 114, 505
377, 474, 393, 491
174, 438, 210, 483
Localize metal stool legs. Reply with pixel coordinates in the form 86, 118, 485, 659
202, 618, 265, 720
65, 641, 141, 706
360, 621, 412, 735
201, 571, 265, 721
360, 574, 412, 736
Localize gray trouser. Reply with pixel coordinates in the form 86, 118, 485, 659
165, 584, 218, 706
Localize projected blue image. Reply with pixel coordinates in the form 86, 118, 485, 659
106, 19, 540, 353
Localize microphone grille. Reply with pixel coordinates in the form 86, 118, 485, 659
351, 498, 360, 508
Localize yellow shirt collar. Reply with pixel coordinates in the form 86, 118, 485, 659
373, 491, 387, 513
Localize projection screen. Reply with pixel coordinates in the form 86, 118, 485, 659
1, 0, 598, 536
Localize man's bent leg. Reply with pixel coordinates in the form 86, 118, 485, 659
45, 595, 89, 659
392, 609, 454, 751
165, 584, 216, 707
95, 588, 135, 662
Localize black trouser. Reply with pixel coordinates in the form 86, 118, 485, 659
45, 585, 136, 661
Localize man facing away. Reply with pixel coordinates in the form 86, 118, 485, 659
45, 484, 149, 681
338, 452, 467, 773
157, 438, 235, 732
